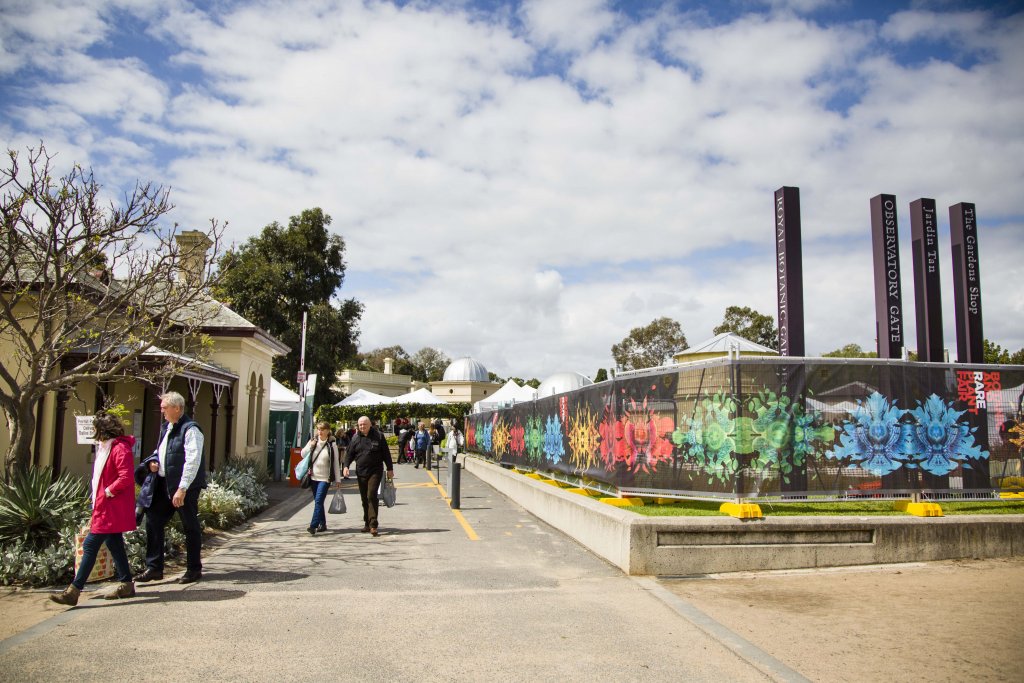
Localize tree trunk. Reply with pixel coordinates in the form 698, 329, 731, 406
3, 399, 36, 482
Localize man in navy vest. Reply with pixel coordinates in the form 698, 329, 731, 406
135, 391, 206, 584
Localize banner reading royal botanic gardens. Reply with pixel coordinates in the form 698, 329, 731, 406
466, 358, 1024, 500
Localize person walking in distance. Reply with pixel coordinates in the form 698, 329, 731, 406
413, 422, 430, 469
342, 416, 394, 537
135, 391, 206, 584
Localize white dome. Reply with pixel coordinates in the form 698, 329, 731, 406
536, 372, 593, 397
442, 357, 490, 382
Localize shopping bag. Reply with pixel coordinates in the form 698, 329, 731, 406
294, 453, 312, 481
379, 477, 397, 508
74, 527, 114, 583
328, 489, 347, 514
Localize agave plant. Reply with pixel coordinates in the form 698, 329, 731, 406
0, 467, 90, 549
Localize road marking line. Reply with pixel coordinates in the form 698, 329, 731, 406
425, 469, 479, 541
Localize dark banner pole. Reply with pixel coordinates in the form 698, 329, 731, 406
774, 187, 805, 357
910, 198, 944, 362
949, 202, 984, 364
870, 194, 904, 359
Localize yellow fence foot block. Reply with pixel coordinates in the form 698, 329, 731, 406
524, 473, 544, 480
600, 497, 644, 507
893, 501, 943, 517
1000, 492, 1024, 499
719, 502, 763, 519
543, 479, 570, 488
566, 487, 601, 497
654, 498, 680, 506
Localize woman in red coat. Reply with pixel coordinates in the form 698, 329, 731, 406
50, 411, 138, 606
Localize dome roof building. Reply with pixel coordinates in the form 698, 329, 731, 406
431, 356, 497, 405
536, 371, 593, 397
442, 357, 490, 382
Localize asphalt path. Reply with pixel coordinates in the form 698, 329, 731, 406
0, 462, 777, 682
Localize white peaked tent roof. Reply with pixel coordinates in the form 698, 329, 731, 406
677, 331, 777, 356
390, 387, 445, 405
335, 388, 393, 406
269, 378, 302, 412
473, 379, 537, 412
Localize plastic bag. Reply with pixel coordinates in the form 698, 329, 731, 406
328, 489, 346, 514
379, 478, 397, 508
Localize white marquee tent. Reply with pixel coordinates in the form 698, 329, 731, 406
390, 388, 445, 405
473, 379, 537, 413
269, 378, 302, 412
335, 388, 393, 406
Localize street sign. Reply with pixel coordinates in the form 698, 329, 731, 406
296, 371, 306, 383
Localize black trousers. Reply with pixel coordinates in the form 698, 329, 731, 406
356, 471, 383, 529
144, 477, 202, 572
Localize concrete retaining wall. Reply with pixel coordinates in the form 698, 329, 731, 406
465, 457, 1024, 575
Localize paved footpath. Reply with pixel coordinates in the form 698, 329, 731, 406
0, 463, 782, 683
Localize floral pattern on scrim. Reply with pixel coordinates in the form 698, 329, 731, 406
622, 398, 675, 474
747, 389, 836, 483
543, 415, 565, 463
827, 392, 989, 476
826, 392, 908, 475
567, 404, 601, 471
905, 394, 985, 475
672, 392, 739, 485
509, 418, 526, 457
479, 421, 493, 453
525, 415, 544, 463
491, 416, 510, 458
466, 421, 476, 449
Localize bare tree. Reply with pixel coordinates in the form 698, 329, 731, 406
0, 144, 225, 479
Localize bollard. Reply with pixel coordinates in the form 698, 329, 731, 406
446, 448, 461, 509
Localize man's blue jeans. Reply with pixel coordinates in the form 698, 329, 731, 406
309, 480, 331, 529
72, 532, 132, 590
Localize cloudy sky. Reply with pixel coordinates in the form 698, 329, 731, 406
2, 0, 1022, 381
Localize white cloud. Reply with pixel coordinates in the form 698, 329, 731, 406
3, 0, 1023, 379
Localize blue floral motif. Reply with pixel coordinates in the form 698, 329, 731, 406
905, 394, 986, 475
543, 415, 565, 462
826, 392, 910, 475
480, 422, 493, 453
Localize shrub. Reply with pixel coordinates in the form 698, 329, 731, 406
211, 460, 269, 517
0, 467, 89, 549
197, 482, 245, 529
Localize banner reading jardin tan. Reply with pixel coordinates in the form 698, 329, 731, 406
467, 358, 1024, 500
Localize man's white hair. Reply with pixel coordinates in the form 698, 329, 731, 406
160, 391, 186, 409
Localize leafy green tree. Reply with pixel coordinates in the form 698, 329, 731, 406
984, 339, 1024, 364
822, 343, 878, 358
411, 347, 450, 382
713, 306, 778, 350
214, 208, 362, 406
360, 346, 416, 376
611, 317, 688, 371
593, 368, 609, 383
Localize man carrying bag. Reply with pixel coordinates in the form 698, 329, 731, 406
342, 416, 394, 537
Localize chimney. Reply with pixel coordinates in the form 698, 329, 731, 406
384, 357, 394, 375
175, 230, 213, 285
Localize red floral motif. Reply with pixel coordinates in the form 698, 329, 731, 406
510, 419, 525, 455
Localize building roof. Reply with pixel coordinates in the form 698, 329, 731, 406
677, 332, 778, 357
442, 357, 490, 382
536, 372, 593, 397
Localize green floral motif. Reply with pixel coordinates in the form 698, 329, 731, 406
525, 415, 544, 463
672, 392, 740, 485
747, 389, 836, 482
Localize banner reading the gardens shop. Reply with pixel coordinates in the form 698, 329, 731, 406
467, 359, 1024, 500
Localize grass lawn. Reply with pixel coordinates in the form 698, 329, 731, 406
630, 499, 1024, 517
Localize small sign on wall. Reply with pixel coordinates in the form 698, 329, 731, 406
75, 415, 96, 445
